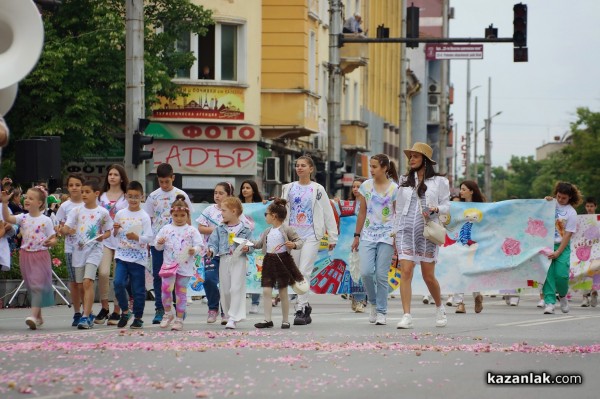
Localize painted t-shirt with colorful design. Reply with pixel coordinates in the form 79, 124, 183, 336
142, 188, 193, 238
113, 208, 153, 268
195, 204, 252, 242
15, 214, 55, 252
225, 223, 244, 255
358, 179, 398, 245
155, 224, 204, 276
98, 192, 128, 250
554, 202, 577, 244
288, 182, 314, 239
65, 206, 113, 268
55, 199, 83, 253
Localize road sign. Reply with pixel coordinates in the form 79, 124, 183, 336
342, 173, 355, 187
425, 44, 484, 60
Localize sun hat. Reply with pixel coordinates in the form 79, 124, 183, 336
403, 142, 436, 165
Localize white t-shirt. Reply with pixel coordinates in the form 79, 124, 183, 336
266, 227, 287, 254
155, 224, 204, 277
554, 202, 577, 244
0, 211, 12, 270
287, 182, 314, 239
65, 206, 113, 268
15, 213, 55, 252
358, 179, 398, 245
113, 208, 153, 268
142, 187, 193, 238
55, 199, 83, 253
196, 204, 252, 241
98, 192, 128, 250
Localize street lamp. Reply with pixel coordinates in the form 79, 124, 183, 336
465, 59, 481, 180
484, 110, 502, 200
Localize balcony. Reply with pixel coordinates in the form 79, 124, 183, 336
260, 90, 320, 139
340, 34, 369, 74
341, 120, 369, 151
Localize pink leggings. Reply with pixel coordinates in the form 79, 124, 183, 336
161, 274, 191, 318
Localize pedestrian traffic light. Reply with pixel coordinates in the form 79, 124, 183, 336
513, 3, 527, 48
329, 161, 344, 194
132, 118, 154, 167
406, 3, 420, 49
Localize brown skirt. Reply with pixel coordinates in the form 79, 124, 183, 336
261, 252, 304, 289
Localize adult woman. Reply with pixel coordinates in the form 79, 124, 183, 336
449, 180, 486, 314
281, 155, 338, 325
351, 155, 398, 325
394, 143, 450, 329
238, 179, 265, 314
95, 165, 129, 325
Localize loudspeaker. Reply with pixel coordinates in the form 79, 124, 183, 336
15, 136, 61, 184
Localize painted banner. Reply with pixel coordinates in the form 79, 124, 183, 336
152, 85, 245, 121
569, 214, 600, 292
146, 122, 260, 142
149, 141, 257, 175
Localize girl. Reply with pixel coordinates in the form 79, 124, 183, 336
249, 199, 304, 329
155, 195, 204, 331
450, 180, 487, 314
96, 164, 129, 325
394, 143, 450, 329
207, 197, 252, 329
348, 177, 367, 313
197, 182, 250, 324
351, 155, 399, 325
2, 186, 57, 329
281, 155, 338, 325
238, 179, 265, 314
542, 181, 581, 314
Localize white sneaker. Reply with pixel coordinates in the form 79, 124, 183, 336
435, 306, 447, 327
159, 312, 175, 328
559, 297, 569, 313
581, 296, 590, 307
368, 305, 377, 324
509, 296, 520, 306
543, 304, 555, 314
537, 299, 545, 308
225, 319, 237, 329
249, 304, 259, 314
422, 295, 430, 305
446, 296, 454, 307
591, 291, 598, 307
375, 313, 386, 325
397, 313, 413, 329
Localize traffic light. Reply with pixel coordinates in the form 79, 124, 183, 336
329, 161, 344, 194
132, 118, 154, 167
513, 3, 527, 47
406, 3, 420, 49
315, 161, 327, 188
376, 24, 389, 39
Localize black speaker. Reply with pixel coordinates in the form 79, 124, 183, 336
15, 137, 61, 184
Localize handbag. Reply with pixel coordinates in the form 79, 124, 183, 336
292, 277, 310, 295
417, 196, 446, 246
158, 262, 178, 278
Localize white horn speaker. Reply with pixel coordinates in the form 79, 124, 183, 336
0, 83, 18, 116
0, 0, 45, 90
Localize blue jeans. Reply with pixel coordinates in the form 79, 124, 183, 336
114, 259, 147, 319
251, 293, 260, 306
151, 246, 164, 311
359, 240, 394, 314
203, 256, 220, 311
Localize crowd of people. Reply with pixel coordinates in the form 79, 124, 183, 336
0, 142, 597, 331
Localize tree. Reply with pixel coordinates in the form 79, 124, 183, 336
3, 0, 212, 174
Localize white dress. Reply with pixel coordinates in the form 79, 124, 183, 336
395, 189, 439, 263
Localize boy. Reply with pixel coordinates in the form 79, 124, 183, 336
62, 180, 113, 329
55, 173, 85, 326
112, 181, 153, 329
582, 197, 598, 307
143, 163, 193, 323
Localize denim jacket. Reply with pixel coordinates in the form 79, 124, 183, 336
207, 223, 253, 257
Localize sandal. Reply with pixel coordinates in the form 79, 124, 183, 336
281, 321, 290, 329
254, 320, 274, 329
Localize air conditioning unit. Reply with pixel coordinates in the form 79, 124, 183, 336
428, 83, 440, 93
264, 157, 280, 183
427, 105, 440, 124
428, 94, 440, 106
282, 154, 294, 183
313, 133, 326, 151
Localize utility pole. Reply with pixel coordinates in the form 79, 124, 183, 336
399, 0, 408, 172
473, 96, 478, 182
125, 0, 146, 183
484, 77, 492, 200
327, 0, 343, 195
438, 0, 449, 174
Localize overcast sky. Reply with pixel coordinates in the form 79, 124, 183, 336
449, 0, 600, 167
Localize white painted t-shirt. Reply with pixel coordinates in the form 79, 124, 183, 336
65, 206, 113, 268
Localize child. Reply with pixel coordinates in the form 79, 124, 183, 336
112, 181, 153, 329
247, 199, 304, 329
142, 163, 193, 324
154, 194, 204, 331
197, 182, 250, 324
55, 173, 85, 326
542, 181, 581, 314
2, 186, 57, 329
582, 196, 598, 307
207, 197, 252, 329
61, 180, 113, 329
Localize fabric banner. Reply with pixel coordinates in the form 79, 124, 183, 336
569, 214, 600, 292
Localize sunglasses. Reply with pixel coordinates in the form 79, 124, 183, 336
264, 212, 270, 217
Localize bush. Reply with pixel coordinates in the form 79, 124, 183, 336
0, 237, 68, 280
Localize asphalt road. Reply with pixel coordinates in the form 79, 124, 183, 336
0, 294, 598, 399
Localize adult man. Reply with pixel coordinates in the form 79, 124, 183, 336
343, 13, 364, 33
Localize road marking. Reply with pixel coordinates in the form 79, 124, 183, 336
497, 314, 600, 327
496, 316, 576, 326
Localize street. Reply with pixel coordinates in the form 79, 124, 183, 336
0, 294, 598, 398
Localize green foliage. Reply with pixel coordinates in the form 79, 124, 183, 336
3, 0, 212, 176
